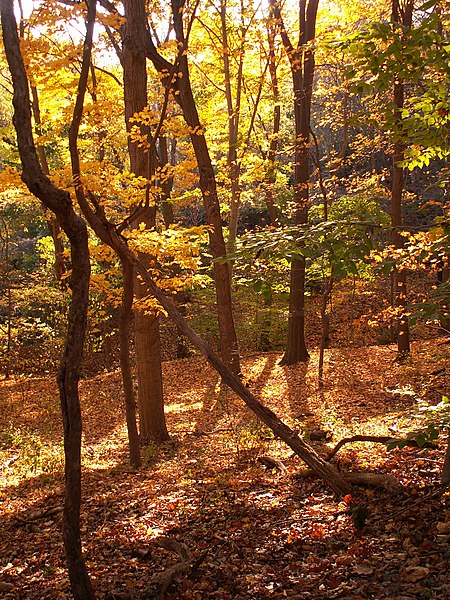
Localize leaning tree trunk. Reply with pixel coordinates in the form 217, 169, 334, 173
1, 1, 96, 597
105, 226, 351, 497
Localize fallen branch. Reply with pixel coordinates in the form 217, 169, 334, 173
342, 472, 402, 492
141, 537, 207, 600
257, 455, 288, 473
378, 483, 448, 522
325, 435, 434, 461
14, 506, 62, 525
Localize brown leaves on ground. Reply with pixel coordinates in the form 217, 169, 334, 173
1, 339, 450, 599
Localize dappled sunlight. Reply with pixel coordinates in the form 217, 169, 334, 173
165, 401, 204, 414
1, 342, 449, 598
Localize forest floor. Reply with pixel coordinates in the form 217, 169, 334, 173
1, 339, 450, 599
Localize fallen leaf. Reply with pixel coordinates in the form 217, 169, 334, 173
401, 566, 429, 582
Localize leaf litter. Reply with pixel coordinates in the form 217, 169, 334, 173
1, 338, 450, 599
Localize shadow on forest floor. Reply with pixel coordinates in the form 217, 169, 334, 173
1, 340, 450, 598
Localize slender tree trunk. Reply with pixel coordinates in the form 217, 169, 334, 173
146, 1, 241, 375
1, 2, 96, 596
119, 258, 141, 467
271, 0, 319, 365
442, 431, 450, 484
391, 0, 412, 357
171, 0, 241, 374
220, 0, 244, 256
159, 136, 175, 227
262, 16, 281, 225
123, 0, 169, 444
30, 83, 67, 285
318, 274, 333, 388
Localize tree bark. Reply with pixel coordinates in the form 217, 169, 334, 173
0, 1, 96, 596
270, 0, 319, 365
391, 0, 412, 357
146, 0, 241, 375
123, 0, 169, 444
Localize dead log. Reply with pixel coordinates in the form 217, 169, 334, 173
342, 472, 402, 492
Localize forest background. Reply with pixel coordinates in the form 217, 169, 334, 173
1, 0, 450, 598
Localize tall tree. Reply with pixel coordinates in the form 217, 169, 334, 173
391, 0, 413, 357
145, 0, 241, 374
0, 0, 96, 596
261, 10, 281, 225
122, 0, 169, 444
270, 0, 320, 364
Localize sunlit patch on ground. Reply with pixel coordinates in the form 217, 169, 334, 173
1, 340, 449, 598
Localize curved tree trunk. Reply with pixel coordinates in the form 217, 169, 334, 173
146, 0, 241, 375
1, 1, 96, 596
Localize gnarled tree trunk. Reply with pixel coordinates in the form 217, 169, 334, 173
1, 1, 96, 596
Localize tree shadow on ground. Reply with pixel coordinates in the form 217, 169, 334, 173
2, 442, 448, 600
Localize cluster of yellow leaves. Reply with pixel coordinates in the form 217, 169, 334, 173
371, 229, 449, 272
88, 243, 122, 316
128, 224, 209, 272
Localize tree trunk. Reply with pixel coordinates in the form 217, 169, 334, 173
318, 274, 333, 388
123, 0, 169, 444
220, 0, 244, 257
30, 84, 67, 286
271, 0, 319, 365
1, 1, 96, 596
391, 0, 412, 357
119, 258, 141, 467
159, 136, 175, 227
262, 17, 281, 226
146, 0, 241, 375
441, 430, 450, 484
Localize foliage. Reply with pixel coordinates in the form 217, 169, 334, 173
371, 223, 450, 329
233, 193, 388, 294
385, 396, 450, 450
1, 423, 63, 475
338, 4, 450, 169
